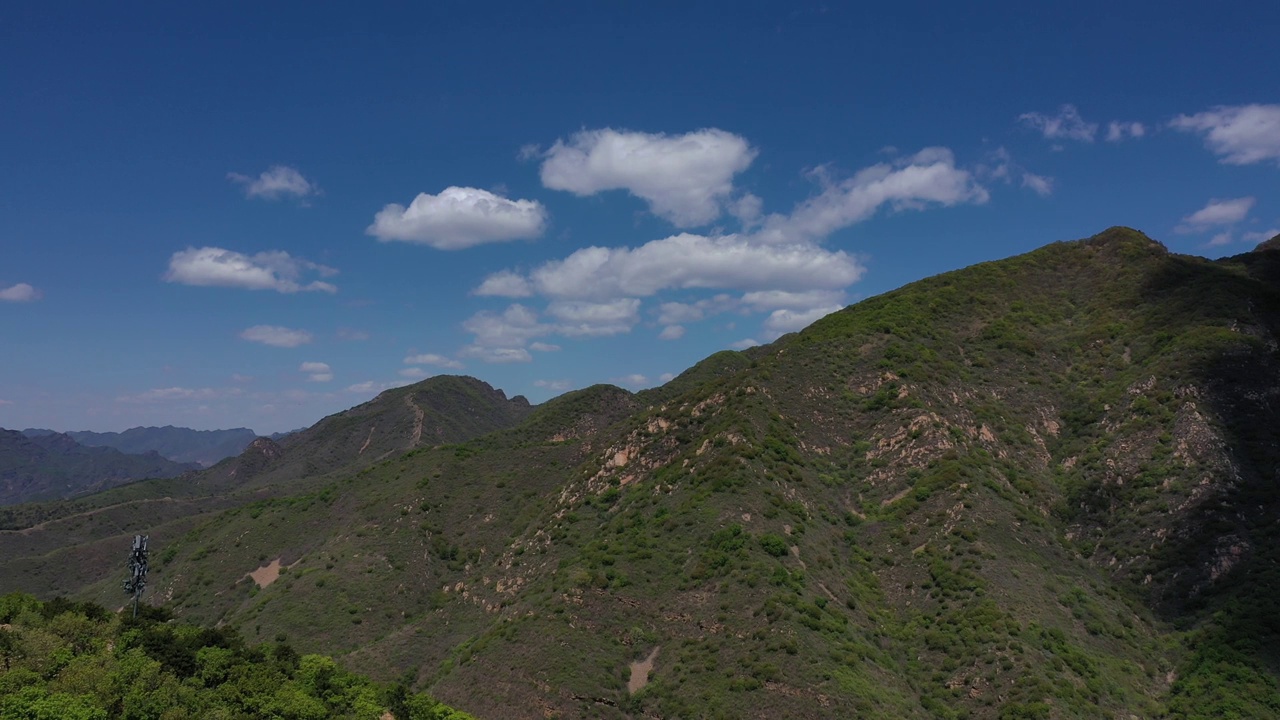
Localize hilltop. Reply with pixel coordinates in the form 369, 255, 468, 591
3, 228, 1280, 718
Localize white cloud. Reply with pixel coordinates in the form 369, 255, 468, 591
487, 233, 863, 301
655, 295, 737, 324
1171, 104, 1280, 165
459, 300, 638, 349
729, 193, 764, 227
1207, 232, 1234, 247
977, 147, 1013, 182
0, 283, 40, 302
367, 186, 547, 250
533, 379, 571, 391
655, 302, 700, 325
762, 305, 843, 339
613, 373, 650, 389
1018, 104, 1098, 142
228, 165, 319, 200
459, 345, 533, 364
0, 399, 11, 406
754, 147, 988, 243
1176, 197, 1255, 233
546, 298, 640, 337
231, 373, 254, 384
658, 372, 676, 383
470, 145, 979, 353
479, 147, 977, 318
240, 325, 313, 348
540, 128, 757, 227
336, 327, 370, 341
978, 147, 1054, 197
1021, 172, 1054, 197
1105, 121, 1146, 142
1243, 228, 1280, 244
118, 387, 222, 403
345, 380, 411, 394
740, 289, 844, 312
164, 247, 337, 294
403, 353, 464, 369
473, 270, 533, 297
730, 338, 761, 349
299, 361, 332, 382
462, 303, 548, 347
399, 367, 431, 379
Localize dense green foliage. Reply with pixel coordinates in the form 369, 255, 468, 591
0, 593, 473, 720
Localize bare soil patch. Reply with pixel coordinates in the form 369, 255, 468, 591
628, 646, 660, 693
247, 558, 284, 588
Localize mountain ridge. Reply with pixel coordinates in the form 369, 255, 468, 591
23, 425, 259, 467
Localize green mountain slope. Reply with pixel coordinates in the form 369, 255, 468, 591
0, 375, 536, 599
204, 374, 534, 492
4, 228, 1280, 718
0, 430, 199, 505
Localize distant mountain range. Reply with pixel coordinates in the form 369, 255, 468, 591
0, 429, 199, 505
22, 425, 258, 467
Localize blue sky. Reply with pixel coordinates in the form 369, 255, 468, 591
2, 2, 1277, 433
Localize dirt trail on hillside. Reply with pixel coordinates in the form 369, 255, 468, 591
8, 497, 183, 535
629, 646, 660, 693
405, 396, 425, 447
790, 545, 807, 570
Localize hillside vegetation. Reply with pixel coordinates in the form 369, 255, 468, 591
2, 228, 1279, 718
0, 593, 473, 719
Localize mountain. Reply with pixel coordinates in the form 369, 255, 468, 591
0, 375, 537, 601
0, 429, 199, 505
209, 374, 534, 491
3, 228, 1280, 718
24, 425, 259, 467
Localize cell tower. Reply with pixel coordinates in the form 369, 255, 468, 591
122, 534, 149, 617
